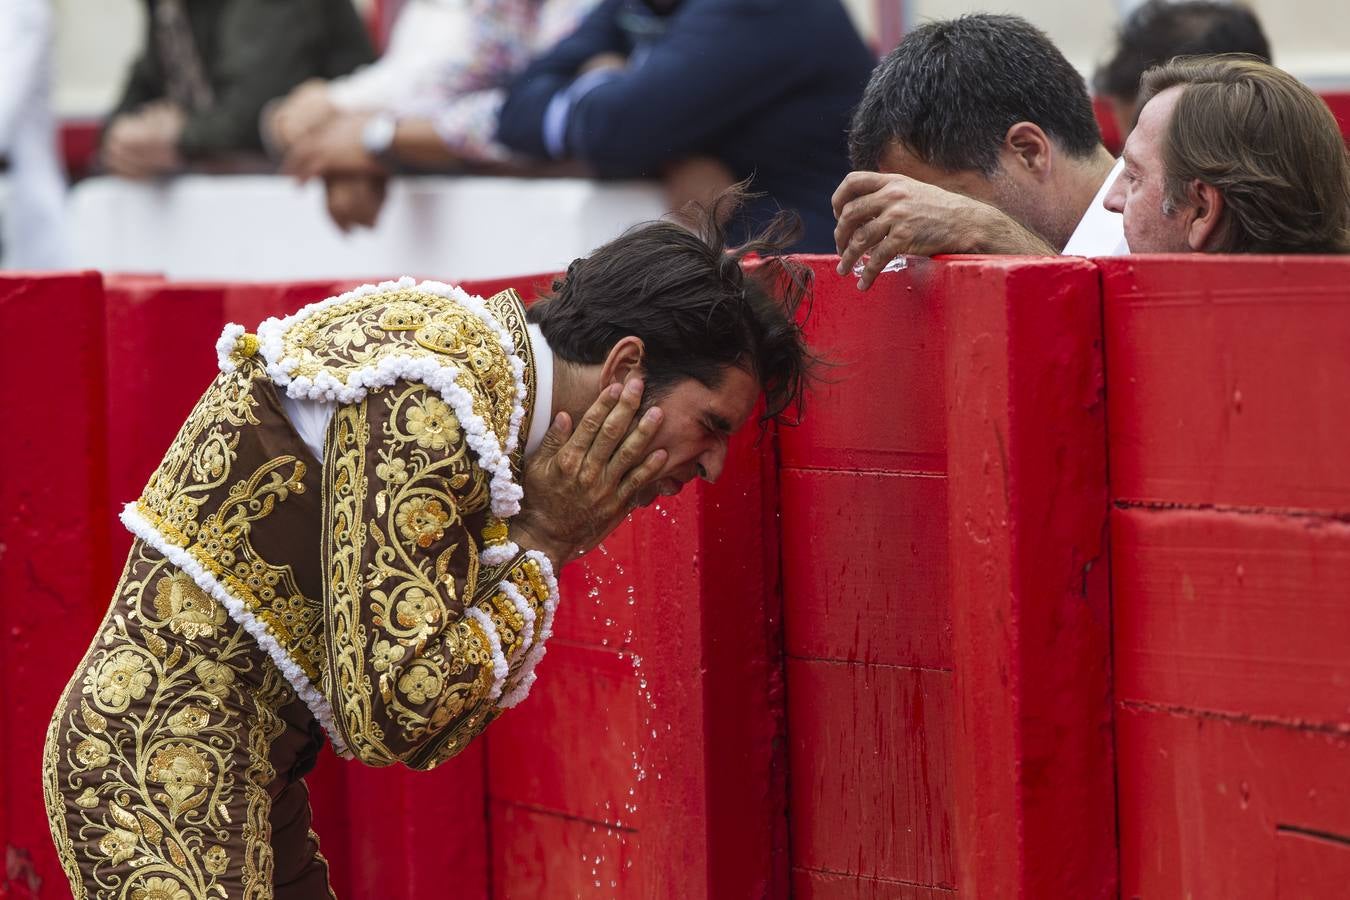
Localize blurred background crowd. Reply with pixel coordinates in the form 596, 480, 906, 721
1, 0, 1347, 278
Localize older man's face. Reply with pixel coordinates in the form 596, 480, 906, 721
1103, 86, 1193, 253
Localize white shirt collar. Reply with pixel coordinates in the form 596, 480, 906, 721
1061, 158, 1130, 257
525, 323, 554, 457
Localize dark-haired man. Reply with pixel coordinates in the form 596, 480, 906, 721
1104, 56, 1350, 255
833, 14, 1127, 289
1095, 0, 1271, 143
44, 200, 814, 898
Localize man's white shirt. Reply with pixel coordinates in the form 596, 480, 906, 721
1061, 158, 1129, 257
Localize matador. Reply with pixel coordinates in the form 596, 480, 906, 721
43, 205, 814, 899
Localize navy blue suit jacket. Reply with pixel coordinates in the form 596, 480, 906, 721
496, 0, 876, 252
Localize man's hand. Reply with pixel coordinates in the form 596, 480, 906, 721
512, 378, 667, 567
282, 113, 385, 181
102, 103, 186, 178
266, 79, 337, 154
324, 173, 388, 231
832, 171, 1056, 289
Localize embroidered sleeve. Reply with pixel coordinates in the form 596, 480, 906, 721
320, 379, 556, 770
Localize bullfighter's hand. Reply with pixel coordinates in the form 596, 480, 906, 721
512, 378, 667, 566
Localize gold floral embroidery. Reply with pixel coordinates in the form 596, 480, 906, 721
130, 875, 191, 900
152, 572, 226, 640
166, 705, 210, 736
395, 497, 452, 548
203, 845, 229, 876
194, 658, 235, 696
86, 650, 153, 712
44, 541, 303, 900
323, 382, 504, 768
405, 396, 460, 451
148, 743, 213, 816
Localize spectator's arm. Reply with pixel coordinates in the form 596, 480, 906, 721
177, 0, 369, 158
104, 9, 165, 129
497, 0, 810, 175
493, 0, 632, 159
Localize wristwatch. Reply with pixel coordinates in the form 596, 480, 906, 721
361, 112, 398, 163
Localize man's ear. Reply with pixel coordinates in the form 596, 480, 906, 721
1186, 180, 1225, 251
1003, 121, 1054, 179
599, 336, 645, 386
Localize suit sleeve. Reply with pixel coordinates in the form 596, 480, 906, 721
177, 0, 373, 157
320, 380, 557, 770
496, 0, 813, 175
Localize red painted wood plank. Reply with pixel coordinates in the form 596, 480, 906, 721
0, 273, 111, 899
943, 259, 1115, 900
781, 469, 950, 668
1099, 255, 1350, 512
488, 427, 783, 898
1323, 91, 1350, 143
1113, 507, 1350, 727
792, 868, 957, 900
338, 746, 488, 899
458, 274, 558, 305
785, 658, 956, 889
487, 641, 642, 827
779, 257, 946, 474
1117, 704, 1350, 899
103, 280, 227, 529
553, 523, 641, 651
490, 801, 634, 899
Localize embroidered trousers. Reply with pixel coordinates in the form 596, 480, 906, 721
43, 540, 336, 900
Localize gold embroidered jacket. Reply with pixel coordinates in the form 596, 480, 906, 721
121, 278, 559, 771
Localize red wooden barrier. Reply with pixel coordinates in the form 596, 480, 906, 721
780, 256, 957, 898
0, 273, 110, 900
781, 256, 1115, 899
1101, 255, 1350, 899
482, 406, 785, 898
9, 252, 1350, 899
944, 258, 1115, 900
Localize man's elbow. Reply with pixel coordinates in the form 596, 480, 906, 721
567, 108, 682, 176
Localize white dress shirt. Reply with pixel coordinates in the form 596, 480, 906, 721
1061, 158, 1129, 257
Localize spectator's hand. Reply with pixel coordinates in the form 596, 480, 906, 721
832, 171, 1056, 289
511, 378, 667, 566
324, 173, 388, 232
580, 52, 627, 75
103, 103, 186, 179
283, 113, 385, 181
267, 79, 338, 154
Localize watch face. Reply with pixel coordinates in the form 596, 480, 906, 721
363, 115, 396, 155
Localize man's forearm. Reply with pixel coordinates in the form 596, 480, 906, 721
390, 118, 465, 169
965, 206, 1058, 255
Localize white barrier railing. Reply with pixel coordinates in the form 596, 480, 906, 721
69, 174, 668, 281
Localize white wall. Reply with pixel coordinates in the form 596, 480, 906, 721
49, 0, 1350, 120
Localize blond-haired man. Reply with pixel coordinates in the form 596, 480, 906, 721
1105, 55, 1350, 254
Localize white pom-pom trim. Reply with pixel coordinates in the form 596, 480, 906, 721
215, 323, 247, 374
254, 278, 529, 517
119, 504, 349, 757
497, 551, 560, 709
479, 540, 520, 566
498, 580, 536, 665
464, 606, 509, 702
